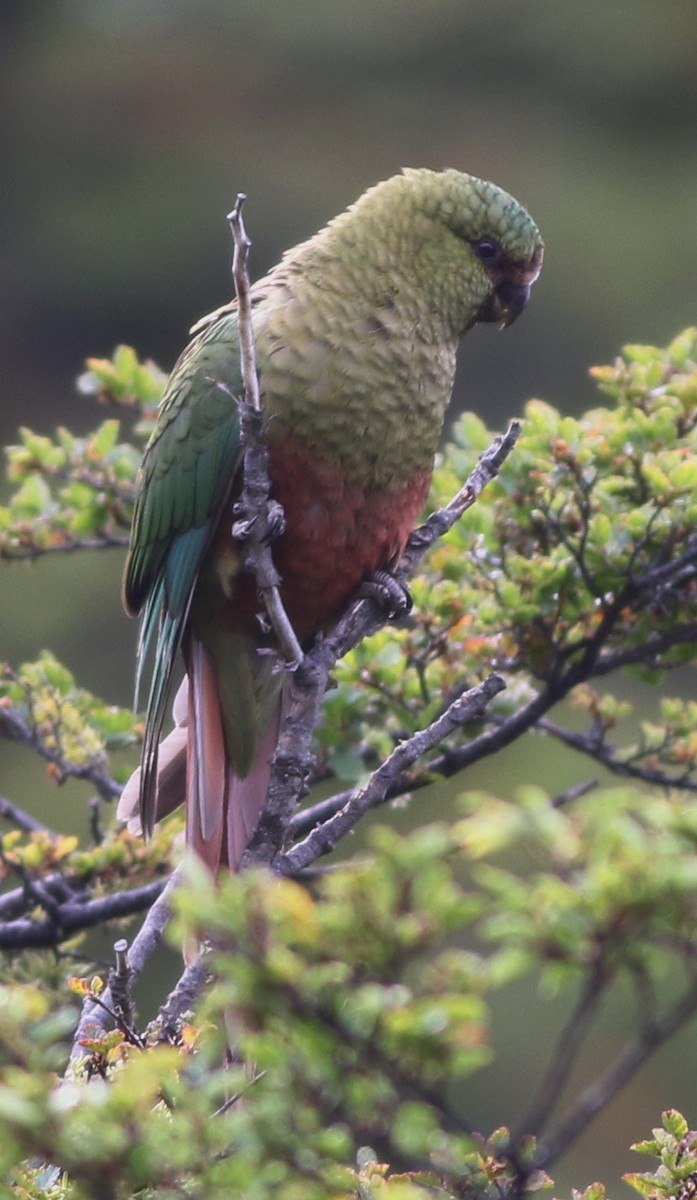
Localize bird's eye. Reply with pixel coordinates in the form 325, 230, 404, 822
473, 237, 503, 265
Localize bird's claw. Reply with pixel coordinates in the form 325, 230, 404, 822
264, 500, 286, 543
232, 499, 286, 544
359, 569, 413, 619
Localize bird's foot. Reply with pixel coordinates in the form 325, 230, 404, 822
232, 498, 286, 544
359, 569, 413, 619
263, 500, 286, 543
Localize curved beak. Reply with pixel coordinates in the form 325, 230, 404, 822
479, 281, 531, 329
495, 281, 531, 329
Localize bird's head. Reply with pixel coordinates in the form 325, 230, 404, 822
382, 168, 544, 337
293, 167, 543, 342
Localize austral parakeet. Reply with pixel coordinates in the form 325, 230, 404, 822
117, 167, 543, 871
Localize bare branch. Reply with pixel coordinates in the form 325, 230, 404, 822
0, 794, 56, 835
69, 867, 183, 1062
228, 195, 260, 417
1, 532, 129, 563
241, 651, 326, 869
593, 621, 697, 677
550, 778, 599, 808
227, 194, 303, 668
401, 418, 522, 576
515, 961, 609, 1139
540, 718, 697, 792
281, 575, 697, 845
289, 790, 354, 840
0, 869, 79, 920
153, 956, 211, 1035
278, 673, 505, 874
535, 973, 697, 1169
0, 879, 166, 950
107, 938, 134, 1029
324, 419, 523, 665
289, 771, 598, 847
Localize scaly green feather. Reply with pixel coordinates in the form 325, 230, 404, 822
123, 319, 244, 834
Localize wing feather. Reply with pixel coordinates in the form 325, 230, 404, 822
122, 311, 244, 836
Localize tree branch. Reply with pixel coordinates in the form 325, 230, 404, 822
0, 868, 78, 920
226, 193, 303, 668
592, 621, 697, 677
400, 418, 522, 577
514, 961, 609, 1139
69, 867, 183, 1063
539, 718, 697, 792
0, 794, 56, 835
153, 956, 211, 1036
0, 532, 130, 563
0, 878, 166, 950
285, 588, 697, 845
0, 707, 121, 801
278, 673, 505, 874
535, 973, 697, 1169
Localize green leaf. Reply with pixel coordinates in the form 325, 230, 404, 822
662, 1109, 689, 1139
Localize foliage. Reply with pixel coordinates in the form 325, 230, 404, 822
1, 651, 135, 794
2, 332, 697, 1195
322, 328, 697, 788
0, 347, 162, 562
625, 1109, 697, 1200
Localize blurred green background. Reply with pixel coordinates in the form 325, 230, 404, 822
2, 0, 697, 1190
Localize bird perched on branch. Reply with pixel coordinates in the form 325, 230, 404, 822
117, 167, 543, 872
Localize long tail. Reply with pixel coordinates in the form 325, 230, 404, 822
117, 677, 188, 834
117, 638, 281, 872
185, 637, 280, 871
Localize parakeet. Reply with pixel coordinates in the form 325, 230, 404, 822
117, 167, 543, 872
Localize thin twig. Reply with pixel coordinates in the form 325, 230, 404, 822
514, 961, 609, 1138
0, 707, 121, 801
284, 584, 697, 852
0, 795, 56, 835
550, 778, 598, 808
0, 532, 130, 563
229, 194, 260, 417
290, 773, 599, 844
540, 718, 697, 793
592, 621, 697, 678
319, 422, 523, 677
227, 194, 303, 667
69, 867, 183, 1066
401, 419, 522, 576
278, 673, 505, 874
534, 974, 697, 1169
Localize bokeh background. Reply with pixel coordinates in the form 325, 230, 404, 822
2, 0, 697, 1190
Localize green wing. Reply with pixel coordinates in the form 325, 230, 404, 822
123, 311, 244, 833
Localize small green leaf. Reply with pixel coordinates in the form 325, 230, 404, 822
662, 1109, 689, 1139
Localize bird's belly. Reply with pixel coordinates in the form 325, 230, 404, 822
209, 438, 432, 639
269, 442, 431, 634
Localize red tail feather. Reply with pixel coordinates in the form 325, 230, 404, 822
119, 639, 279, 876
185, 636, 279, 872
222, 712, 280, 869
